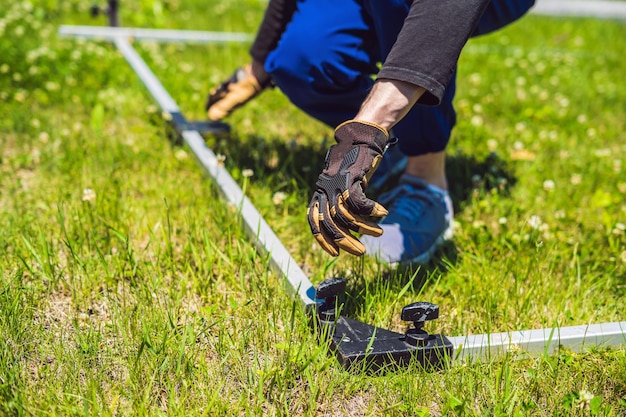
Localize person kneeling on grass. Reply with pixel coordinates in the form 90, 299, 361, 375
205, 0, 535, 265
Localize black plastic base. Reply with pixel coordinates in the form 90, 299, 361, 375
180, 120, 231, 135
169, 112, 231, 135
316, 315, 453, 372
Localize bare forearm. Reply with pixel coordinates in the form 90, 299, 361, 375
354, 79, 425, 131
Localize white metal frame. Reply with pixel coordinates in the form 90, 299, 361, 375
59, 24, 625, 363
532, 0, 626, 20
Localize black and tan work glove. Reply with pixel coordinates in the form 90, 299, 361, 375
307, 120, 395, 257
205, 63, 270, 120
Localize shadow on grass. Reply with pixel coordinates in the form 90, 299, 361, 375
198, 130, 518, 210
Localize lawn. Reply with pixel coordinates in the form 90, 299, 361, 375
1, 0, 625, 415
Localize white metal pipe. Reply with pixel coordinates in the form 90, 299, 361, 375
532, 0, 626, 20
449, 321, 626, 362
59, 25, 253, 43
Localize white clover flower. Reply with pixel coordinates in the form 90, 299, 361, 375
26, 49, 40, 63
82, 188, 96, 202
469, 73, 482, 85
570, 174, 582, 185
179, 63, 193, 73
0, 64, 9, 74
39, 132, 49, 143
216, 154, 226, 167
554, 210, 566, 219
527, 215, 542, 230
470, 115, 483, 127
543, 180, 555, 192
242, 169, 254, 178
45, 81, 60, 92
472, 220, 485, 229
577, 114, 588, 123
175, 149, 188, 161
536, 62, 547, 74
498, 217, 508, 225
578, 389, 594, 404
272, 192, 287, 205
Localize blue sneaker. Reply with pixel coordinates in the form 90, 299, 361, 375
361, 174, 453, 265
368, 143, 408, 194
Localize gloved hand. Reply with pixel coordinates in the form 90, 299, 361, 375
205, 62, 270, 120
307, 120, 395, 256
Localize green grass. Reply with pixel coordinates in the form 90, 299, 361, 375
1, 0, 625, 415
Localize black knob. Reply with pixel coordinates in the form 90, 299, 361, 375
401, 302, 439, 347
315, 277, 347, 300
315, 278, 347, 322
401, 302, 439, 325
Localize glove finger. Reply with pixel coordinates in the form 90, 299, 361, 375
205, 73, 238, 111
207, 77, 263, 121
207, 99, 239, 121
343, 185, 388, 218
206, 67, 264, 120
307, 195, 340, 257
335, 194, 383, 237
321, 197, 366, 256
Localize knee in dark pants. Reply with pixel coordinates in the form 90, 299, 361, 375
267, 45, 373, 110
265, 35, 376, 126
